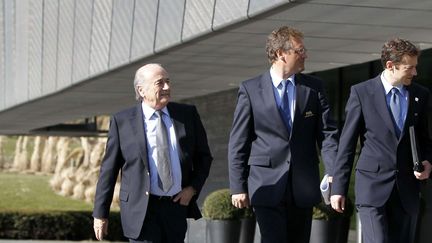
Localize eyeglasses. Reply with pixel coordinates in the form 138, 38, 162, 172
291, 47, 307, 55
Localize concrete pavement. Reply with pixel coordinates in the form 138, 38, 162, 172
0, 218, 358, 243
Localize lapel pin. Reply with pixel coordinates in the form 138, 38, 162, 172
415, 97, 419, 102
305, 111, 314, 117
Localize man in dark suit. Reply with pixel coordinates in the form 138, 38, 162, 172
330, 38, 432, 243
228, 26, 339, 243
92, 63, 213, 243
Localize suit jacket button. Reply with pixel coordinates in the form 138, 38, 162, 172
145, 191, 149, 196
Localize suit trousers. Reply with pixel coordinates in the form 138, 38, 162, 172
130, 195, 188, 243
254, 202, 312, 243
357, 186, 417, 243
253, 173, 312, 243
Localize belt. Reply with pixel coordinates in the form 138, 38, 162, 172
149, 194, 176, 200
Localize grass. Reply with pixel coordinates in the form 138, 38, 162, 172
0, 172, 93, 212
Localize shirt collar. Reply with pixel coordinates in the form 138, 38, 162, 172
380, 72, 405, 95
270, 67, 296, 88
141, 102, 169, 120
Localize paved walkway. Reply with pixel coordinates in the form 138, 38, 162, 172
186, 219, 357, 243
0, 218, 358, 243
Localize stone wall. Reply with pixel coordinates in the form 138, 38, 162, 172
182, 88, 239, 205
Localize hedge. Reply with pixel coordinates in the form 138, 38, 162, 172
0, 211, 126, 241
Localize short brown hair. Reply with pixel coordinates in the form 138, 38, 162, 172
381, 38, 420, 68
265, 26, 304, 63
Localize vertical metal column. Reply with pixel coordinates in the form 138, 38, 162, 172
356, 212, 363, 243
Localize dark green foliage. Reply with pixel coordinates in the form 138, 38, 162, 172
0, 211, 126, 241
313, 198, 354, 221
241, 205, 255, 219
202, 189, 254, 220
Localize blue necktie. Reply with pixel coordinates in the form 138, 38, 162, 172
389, 88, 403, 137
279, 80, 292, 134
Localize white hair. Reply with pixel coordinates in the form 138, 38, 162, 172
133, 63, 164, 101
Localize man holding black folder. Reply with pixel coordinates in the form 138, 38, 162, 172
330, 38, 432, 243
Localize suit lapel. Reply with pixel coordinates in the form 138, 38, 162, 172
130, 103, 149, 168
167, 104, 186, 163
402, 85, 417, 138
293, 74, 310, 131
371, 77, 398, 139
259, 71, 290, 139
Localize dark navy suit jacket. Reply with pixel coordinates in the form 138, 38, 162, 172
92, 102, 213, 239
332, 75, 432, 215
228, 71, 338, 208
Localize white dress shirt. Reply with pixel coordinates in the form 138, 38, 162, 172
270, 67, 296, 121
380, 72, 408, 128
141, 103, 182, 196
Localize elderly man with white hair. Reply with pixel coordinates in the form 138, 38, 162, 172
92, 63, 213, 243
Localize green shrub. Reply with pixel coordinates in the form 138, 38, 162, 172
0, 211, 126, 241
202, 189, 254, 220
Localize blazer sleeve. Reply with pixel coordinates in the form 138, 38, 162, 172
92, 116, 123, 219
331, 86, 363, 196
315, 79, 339, 174
228, 83, 253, 194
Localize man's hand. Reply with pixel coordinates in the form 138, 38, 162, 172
93, 218, 108, 241
330, 195, 345, 213
414, 160, 432, 180
173, 186, 196, 206
231, 193, 249, 208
